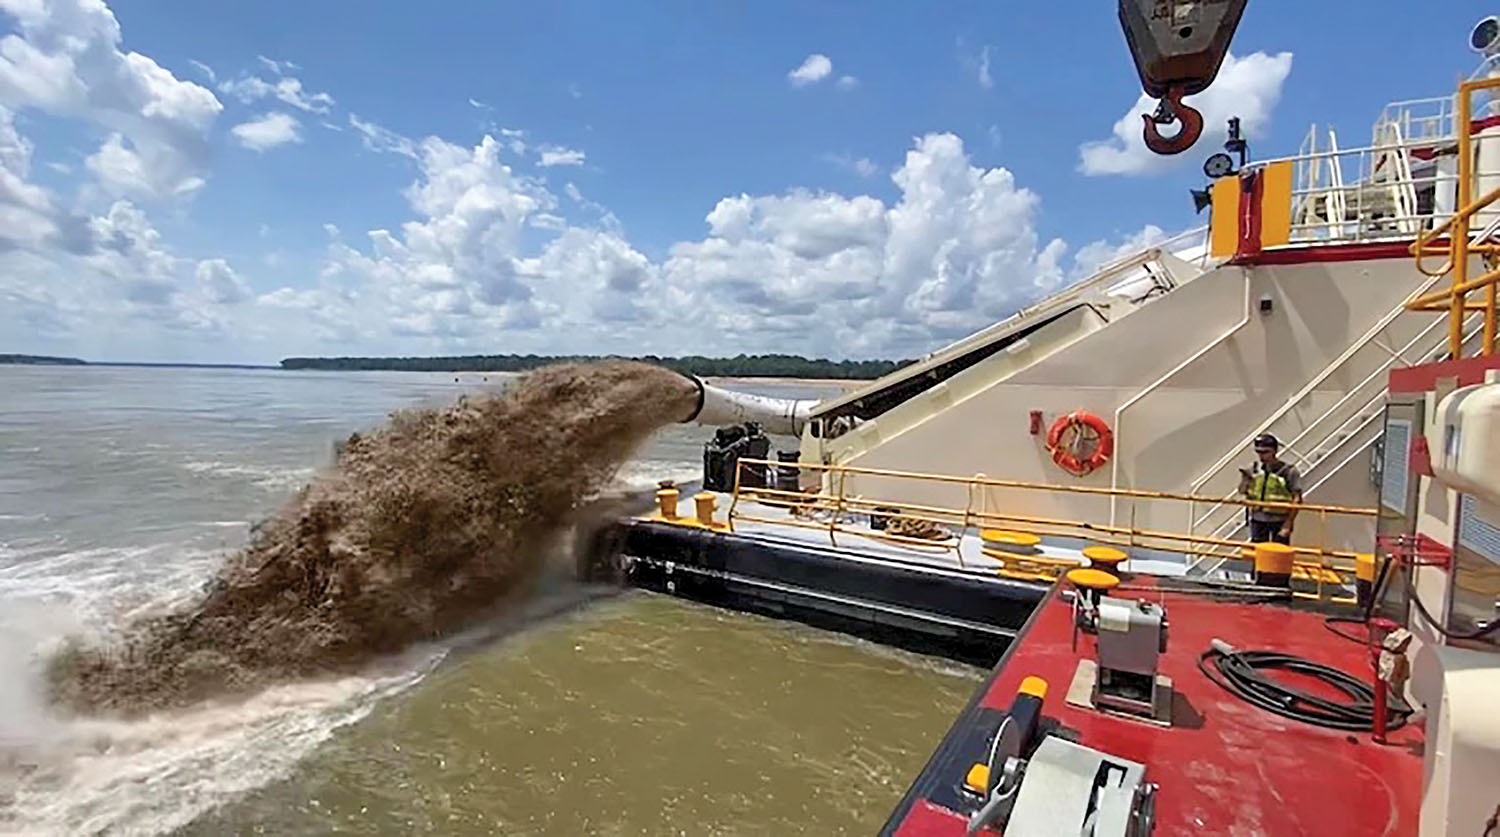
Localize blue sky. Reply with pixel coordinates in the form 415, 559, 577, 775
0, 0, 1489, 363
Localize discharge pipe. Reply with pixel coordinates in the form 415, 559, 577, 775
676, 375, 818, 437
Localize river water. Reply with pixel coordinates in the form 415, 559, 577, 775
0, 366, 982, 835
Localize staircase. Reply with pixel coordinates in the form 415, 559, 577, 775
1186, 310, 1486, 574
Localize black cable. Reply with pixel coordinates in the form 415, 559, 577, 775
1199, 643, 1411, 732
1322, 551, 1394, 644
1323, 616, 1373, 645
1402, 568, 1500, 641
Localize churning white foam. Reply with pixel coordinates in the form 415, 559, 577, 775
0, 542, 440, 836
180, 460, 317, 491
613, 460, 699, 490
0, 651, 439, 836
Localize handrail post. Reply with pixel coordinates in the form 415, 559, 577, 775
1318, 507, 1329, 600
1453, 82, 1474, 358
728, 455, 743, 533
956, 476, 984, 570
831, 467, 846, 547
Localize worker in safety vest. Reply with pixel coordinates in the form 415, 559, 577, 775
1237, 433, 1303, 545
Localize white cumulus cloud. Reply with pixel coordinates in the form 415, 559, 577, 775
660, 133, 1078, 355
231, 112, 302, 151
318, 134, 557, 341
0, 0, 222, 199
787, 53, 833, 87
1078, 51, 1293, 176
195, 257, 250, 303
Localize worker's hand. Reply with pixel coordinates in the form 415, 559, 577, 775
1278, 524, 1292, 539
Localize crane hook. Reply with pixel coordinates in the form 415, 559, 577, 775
1140, 86, 1204, 156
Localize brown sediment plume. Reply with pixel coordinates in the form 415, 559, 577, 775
48, 362, 699, 713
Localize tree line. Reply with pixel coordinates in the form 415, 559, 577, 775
0, 354, 86, 365
279, 353, 913, 379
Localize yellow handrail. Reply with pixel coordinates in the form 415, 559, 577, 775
1409, 76, 1500, 356
735, 457, 1378, 517
728, 457, 1371, 598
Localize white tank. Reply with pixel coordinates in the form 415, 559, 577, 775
1475, 67, 1500, 233
1477, 122, 1500, 232
1432, 377, 1500, 506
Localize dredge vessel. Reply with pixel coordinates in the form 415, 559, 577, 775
594, 9, 1500, 835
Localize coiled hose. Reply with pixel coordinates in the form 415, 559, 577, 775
1198, 639, 1412, 732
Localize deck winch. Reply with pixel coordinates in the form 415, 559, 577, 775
1067, 569, 1174, 724
962, 678, 1157, 836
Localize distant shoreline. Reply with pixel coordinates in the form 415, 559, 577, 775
0, 353, 87, 366
1, 354, 900, 381
280, 354, 909, 380
0, 356, 276, 370
708, 376, 865, 388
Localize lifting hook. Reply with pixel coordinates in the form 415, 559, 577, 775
1140, 86, 1203, 156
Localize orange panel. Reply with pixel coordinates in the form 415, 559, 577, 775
1259, 160, 1294, 247
1209, 177, 1241, 257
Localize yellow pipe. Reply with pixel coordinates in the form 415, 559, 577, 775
1488, 267, 1498, 355
1411, 184, 1500, 244
730, 509, 1356, 595
734, 458, 1378, 517
733, 488, 1367, 562
1453, 83, 1475, 359
1407, 265, 1500, 309
1409, 300, 1494, 312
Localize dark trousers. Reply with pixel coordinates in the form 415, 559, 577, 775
1249, 519, 1290, 544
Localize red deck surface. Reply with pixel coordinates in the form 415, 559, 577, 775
892, 581, 1424, 836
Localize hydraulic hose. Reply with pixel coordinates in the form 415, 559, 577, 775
1198, 639, 1411, 732
1401, 568, 1500, 641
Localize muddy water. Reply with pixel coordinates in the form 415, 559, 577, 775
0, 365, 982, 834
181, 596, 980, 835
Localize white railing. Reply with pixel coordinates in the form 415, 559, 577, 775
1373, 95, 1456, 147
1188, 408, 1389, 576
1266, 135, 1500, 244
1189, 308, 1474, 533
1010, 225, 1211, 319
1185, 313, 1486, 572
1185, 264, 1453, 509
945, 225, 1212, 359
1270, 76, 1500, 250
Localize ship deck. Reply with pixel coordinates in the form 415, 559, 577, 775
882, 576, 1424, 836
695, 507, 1195, 578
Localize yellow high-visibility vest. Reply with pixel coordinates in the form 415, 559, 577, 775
1248, 467, 1294, 504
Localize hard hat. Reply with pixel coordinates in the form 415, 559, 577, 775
1253, 433, 1280, 450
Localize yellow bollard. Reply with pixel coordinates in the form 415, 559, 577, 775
694, 492, 717, 527
1355, 552, 1376, 610
1082, 545, 1127, 569
1253, 542, 1295, 587
656, 487, 679, 519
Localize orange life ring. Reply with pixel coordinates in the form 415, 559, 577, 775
1045, 411, 1114, 477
